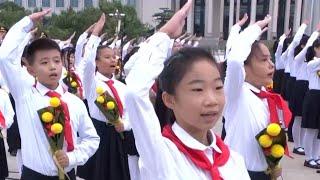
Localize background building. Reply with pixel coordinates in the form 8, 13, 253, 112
4, 0, 320, 48
7, 0, 99, 13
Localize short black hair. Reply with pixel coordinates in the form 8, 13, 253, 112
26, 38, 61, 65
306, 38, 320, 62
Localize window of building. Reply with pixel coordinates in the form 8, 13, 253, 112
193, 0, 205, 36
14, 0, 22, 6
28, 0, 36, 7
42, 0, 50, 7
71, 0, 79, 7
84, 0, 93, 7
56, 0, 64, 7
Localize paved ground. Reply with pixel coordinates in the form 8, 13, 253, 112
3, 120, 320, 179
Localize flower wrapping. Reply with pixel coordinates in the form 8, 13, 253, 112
95, 87, 124, 139
256, 123, 288, 180
37, 98, 68, 180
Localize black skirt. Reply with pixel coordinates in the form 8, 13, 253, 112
77, 118, 130, 180
289, 80, 309, 116
281, 72, 290, 99
285, 76, 296, 101
0, 135, 8, 179
302, 89, 320, 131
273, 69, 285, 94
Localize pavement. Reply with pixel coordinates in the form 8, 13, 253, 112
3, 120, 320, 180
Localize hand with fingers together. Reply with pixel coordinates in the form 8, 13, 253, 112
29, 9, 51, 23
256, 14, 272, 30
85, 23, 96, 34
237, 13, 248, 27
92, 13, 106, 36
160, 0, 193, 38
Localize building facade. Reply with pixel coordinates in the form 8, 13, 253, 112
171, 0, 320, 48
8, 0, 99, 13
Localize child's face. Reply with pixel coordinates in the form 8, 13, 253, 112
96, 47, 117, 77
63, 53, 75, 69
28, 49, 62, 89
245, 43, 274, 88
314, 46, 320, 58
164, 60, 225, 132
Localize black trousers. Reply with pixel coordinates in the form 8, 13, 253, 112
21, 166, 76, 180
248, 170, 271, 180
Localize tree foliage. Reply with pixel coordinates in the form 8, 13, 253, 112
0, 1, 148, 41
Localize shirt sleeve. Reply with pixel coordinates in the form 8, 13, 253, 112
283, 23, 307, 67
79, 35, 101, 100
0, 16, 34, 99
67, 99, 100, 167
294, 31, 319, 68
75, 32, 88, 70
224, 24, 262, 101
125, 32, 174, 176
225, 24, 241, 59
307, 58, 320, 72
275, 34, 286, 66
0, 90, 14, 129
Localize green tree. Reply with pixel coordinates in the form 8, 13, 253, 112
0, 2, 27, 28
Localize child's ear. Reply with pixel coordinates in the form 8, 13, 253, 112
162, 92, 175, 109
27, 65, 36, 78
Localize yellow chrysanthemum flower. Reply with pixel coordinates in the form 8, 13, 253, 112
107, 101, 115, 110
271, 144, 285, 158
96, 96, 105, 104
51, 123, 63, 134
50, 97, 61, 108
258, 134, 273, 148
71, 81, 77, 87
267, 123, 281, 137
96, 87, 104, 95
41, 112, 53, 123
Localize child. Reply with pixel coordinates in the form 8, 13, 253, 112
77, 14, 133, 180
0, 88, 14, 180
224, 15, 292, 180
291, 26, 320, 156
301, 37, 320, 169
0, 10, 100, 179
124, 1, 250, 179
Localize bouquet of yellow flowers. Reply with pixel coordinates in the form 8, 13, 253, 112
95, 87, 124, 139
62, 72, 83, 99
256, 123, 289, 180
37, 97, 68, 180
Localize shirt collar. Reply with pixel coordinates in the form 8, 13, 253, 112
172, 122, 222, 153
244, 82, 266, 93
96, 72, 114, 82
35, 82, 64, 96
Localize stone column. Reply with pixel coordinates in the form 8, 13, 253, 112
272, 0, 279, 38
293, 0, 302, 33
204, 0, 221, 48
236, 0, 240, 22
186, 1, 194, 34
219, 0, 224, 37
284, 0, 291, 33
267, 0, 273, 40
228, 0, 234, 33
250, 0, 257, 24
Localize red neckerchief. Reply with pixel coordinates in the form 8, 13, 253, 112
105, 80, 124, 117
46, 90, 74, 152
162, 125, 229, 180
253, 90, 292, 157
0, 110, 6, 128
